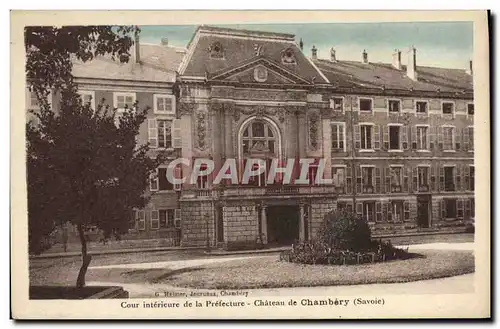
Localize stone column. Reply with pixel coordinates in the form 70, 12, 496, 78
299, 203, 305, 242
260, 205, 268, 245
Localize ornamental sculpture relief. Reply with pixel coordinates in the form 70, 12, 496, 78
308, 112, 320, 150
177, 102, 195, 116
196, 111, 208, 150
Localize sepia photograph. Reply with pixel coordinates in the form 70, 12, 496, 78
11, 10, 490, 319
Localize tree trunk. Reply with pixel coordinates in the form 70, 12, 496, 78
76, 223, 92, 288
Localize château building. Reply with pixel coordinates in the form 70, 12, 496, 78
26, 25, 475, 249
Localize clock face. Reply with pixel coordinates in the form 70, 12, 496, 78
254, 66, 268, 82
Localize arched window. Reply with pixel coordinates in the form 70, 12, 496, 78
239, 118, 281, 187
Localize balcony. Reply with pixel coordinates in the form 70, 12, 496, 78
444, 184, 456, 192
362, 185, 374, 194
391, 185, 402, 193
418, 185, 430, 192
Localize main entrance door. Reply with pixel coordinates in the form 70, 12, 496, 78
417, 195, 431, 228
266, 206, 299, 246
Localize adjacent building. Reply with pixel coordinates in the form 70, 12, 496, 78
26, 25, 475, 249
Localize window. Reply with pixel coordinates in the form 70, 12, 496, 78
443, 199, 457, 219
417, 166, 429, 191
360, 125, 373, 149
362, 167, 374, 193
332, 167, 346, 192
442, 127, 454, 151
391, 201, 404, 222
281, 48, 296, 64
390, 167, 403, 192
442, 102, 454, 115
388, 99, 401, 113
331, 123, 345, 152
416, 101, 428, 114
158, 168, 174, 191
242, 120, 277, 156
467, 103, 474, 116
359, 98, 372, 112
157, 119, 173, 149
114, 92, 136, 111
469, 166, 475, 191
330, 98, 343, 111
154, 94, 175, 114
444, 166, 455, 191
389, 126, 401, 150
467, 127, 474, 151
209, 42, 224, 59
79, 90, 95, 110
135, 210, 145, 231
151, 210, 159, 229
196, 163, 209, 189
362, 202, 375, 222
159, 209, 175, 229
416, 126, 428, 150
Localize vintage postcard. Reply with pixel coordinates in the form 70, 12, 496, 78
11, 10, 490, 319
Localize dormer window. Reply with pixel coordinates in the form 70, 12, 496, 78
209, 42, 224, 59
281, 48, 296, 64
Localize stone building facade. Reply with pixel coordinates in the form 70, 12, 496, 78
26, 25, 475, 248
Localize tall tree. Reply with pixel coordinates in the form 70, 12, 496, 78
25, 26, 164, 287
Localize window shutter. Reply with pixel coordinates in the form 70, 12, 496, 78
404, 201, 410, 221
354, 124, 361, 149
457, 199, 464, 219
439, 166, 445, 191
413, 167, 418, 192
375, 167, 381, 193
345, 124, 352, 154
138, 211, 146, 230
429, 126, 435, 150
374, 125, 380, 149
463, 127, 469, 151
454, 128, 460, 151
385, 167, 391, 194
356, 202, 363, 219
438, 126, 444, 150
464, 166, 470, 191
174, 166, 182, 191
411, 126, 417, 150
402, 126, 409, 150
375, 201, 382, 222
150, 171, 159, 191
172, 119, 182, 148
383, 125, 389, 150
382, 202, 389, 222
346, 165, 353, 194
151, 210, 159, 229
403, 167, 410, 192
174, 208, 182, 229
431, 165, 437, 191
356, 165, 362, 193
441, 199, 446, 219
148, 119, 158, 148
465, 199, 471, 219
455, 165, 462, 191
410, 201, 417, 221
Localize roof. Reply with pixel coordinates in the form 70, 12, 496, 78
180, 25, 328, 83
314, 59, 473, 93
72, 43, 186, 83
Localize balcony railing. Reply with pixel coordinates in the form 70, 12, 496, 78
391, 185, 402, 193
362, 185, 374, 194
418, 185, 430, 192
444, 184, 456, 192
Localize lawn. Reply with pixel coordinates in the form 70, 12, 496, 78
152, 250, 474, 289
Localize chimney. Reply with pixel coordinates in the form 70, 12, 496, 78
299, 38, 304, 51
161, 37, 169, 46
330, 47, 337, 62
311, 45, 317, 60
466, 60, 473, 75
407, 46, 417, 80
134, 33, 141, 63
392, 49, 402, 70
362, 49, 368, 64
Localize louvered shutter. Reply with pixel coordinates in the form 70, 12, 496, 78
455, 165, 462, 191
411, 126, 417, 150
383, 125, 389, 150
431, 165, 437, 191
374, 125, 380, 149
172, 119, 182, 148
403, 167, 410, 192
439, 166, 445, 191
413, 167, 418, 192
457, 199, 464, 219
346, 165, 353, 194
148, 119, 158, 148
356, 165, 362, 193
354, 124, 361, 149
429, 126, 435, 151
375, 202, 382, 222
404, 200, 410, 221
385, 167, 391, 194
375, 167, 381, 193
402, 126, 409, 150
465, 199, 471, 220
464, 166, 470, 191
438, 126, 444, 150
463, 127, 469, 151
382, 202, 389, 222
441, 199, 446, 219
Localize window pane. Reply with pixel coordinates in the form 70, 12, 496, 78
252, 122, 265, 137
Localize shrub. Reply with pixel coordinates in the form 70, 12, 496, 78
317, 210, 372, 252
